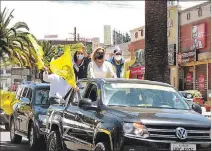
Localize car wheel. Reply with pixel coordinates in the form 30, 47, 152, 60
29, 123, 45, 151
5, 123, 9, 131
10, 119, 22, 144
47, 130, 63, 151
94, 142, 111, 151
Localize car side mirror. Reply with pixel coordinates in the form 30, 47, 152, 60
20, 97, 30, 105
78, 98, 99, 111
192, 104, 202, 114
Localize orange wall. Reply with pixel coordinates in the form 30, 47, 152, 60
130, 39, 145, 51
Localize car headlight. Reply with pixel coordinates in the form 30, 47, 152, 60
123, 123, 149, 138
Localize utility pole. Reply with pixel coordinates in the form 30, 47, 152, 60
74, 27, 77, 42
77, 33, 80, 42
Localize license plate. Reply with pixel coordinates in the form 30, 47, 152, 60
171, 143, 196, 151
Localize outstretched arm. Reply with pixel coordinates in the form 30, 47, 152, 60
42, 66, 54, 82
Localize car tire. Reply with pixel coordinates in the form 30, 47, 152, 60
29, 123, 45, 151
10, 119, 22, 144
94, 142, 111, 151
47, 130, 63, 151
5, 123, 9, 131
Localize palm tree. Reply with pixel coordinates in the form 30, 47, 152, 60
145, 1, 169, 83
38, 40, 56, 82
0, 7, 36, 67
38, 40, 56, 67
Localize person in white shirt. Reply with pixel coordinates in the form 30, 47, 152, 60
87, 47, 117, 78
42, 66, 72, 104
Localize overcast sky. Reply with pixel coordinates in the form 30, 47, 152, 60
2, 1, 206, 43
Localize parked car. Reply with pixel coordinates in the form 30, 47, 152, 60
10, 82, 50, 151
0, 107, 9, 130
179, 91, 211, 118
45, 78, 211, 151
180, 91, 204, 104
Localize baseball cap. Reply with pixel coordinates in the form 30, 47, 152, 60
114, 49, 122, 55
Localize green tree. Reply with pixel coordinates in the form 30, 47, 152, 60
86, 43, 92, 54
125, 32, 131, 42
38, 40, 56, 67
145, 1, 169, 83
0, 7, 35, 67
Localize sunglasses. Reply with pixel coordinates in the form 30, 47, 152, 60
115, 53, 122, 56
96, 51, 105, 55
77, 52, 83, 55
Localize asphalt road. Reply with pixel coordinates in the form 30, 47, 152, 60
0, 125, 29, 151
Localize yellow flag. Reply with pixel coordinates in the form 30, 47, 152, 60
27, 34, 44, 70
50, 46, 76, 87
0, 90, 20, 115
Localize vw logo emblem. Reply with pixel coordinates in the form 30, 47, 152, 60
176, 127, 187, 140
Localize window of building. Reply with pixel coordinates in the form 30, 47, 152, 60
140, 29, 143, 36
6, 69, 11, 74
187, 12, 191, 20
0, 70, 3, 74
198, 8, 202, 17
135, 32, 138, 39
14, 79, 22, 83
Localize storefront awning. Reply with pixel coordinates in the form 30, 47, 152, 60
180, 59, 211, 67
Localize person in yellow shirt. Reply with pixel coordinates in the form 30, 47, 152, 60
123, 46, 136, 78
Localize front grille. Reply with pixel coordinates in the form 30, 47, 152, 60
146, 125, 211, 142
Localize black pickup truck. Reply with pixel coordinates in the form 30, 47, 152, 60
45, 78, 211, 151
10, 82, 50, 151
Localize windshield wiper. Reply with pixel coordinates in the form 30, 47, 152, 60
108, 104, 129, 107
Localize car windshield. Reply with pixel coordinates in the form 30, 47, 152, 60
34, 87, 50, 105
102, 83, 190, 110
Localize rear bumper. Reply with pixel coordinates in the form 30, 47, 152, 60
122, 136, 211, 151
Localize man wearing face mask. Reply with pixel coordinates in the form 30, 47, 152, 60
72, 43, 90, 80
108, 49, 125, 78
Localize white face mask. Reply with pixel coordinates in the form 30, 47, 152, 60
77, 54, 84, 60
115, 55, 122, 61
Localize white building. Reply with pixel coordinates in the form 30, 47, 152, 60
0, 66, 12, 90
130, 26, 145, 43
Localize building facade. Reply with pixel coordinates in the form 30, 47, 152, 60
178, 2, 211, 100
129, 26, 145, 51
129, 5, 179, 87
0, 67, 12, 90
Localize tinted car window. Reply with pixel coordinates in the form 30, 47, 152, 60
34, 88, 50, 105
16, 86, 23, 99
27, 88, 32, 100
22, 87, 29, 98
84, 83, 98, 102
